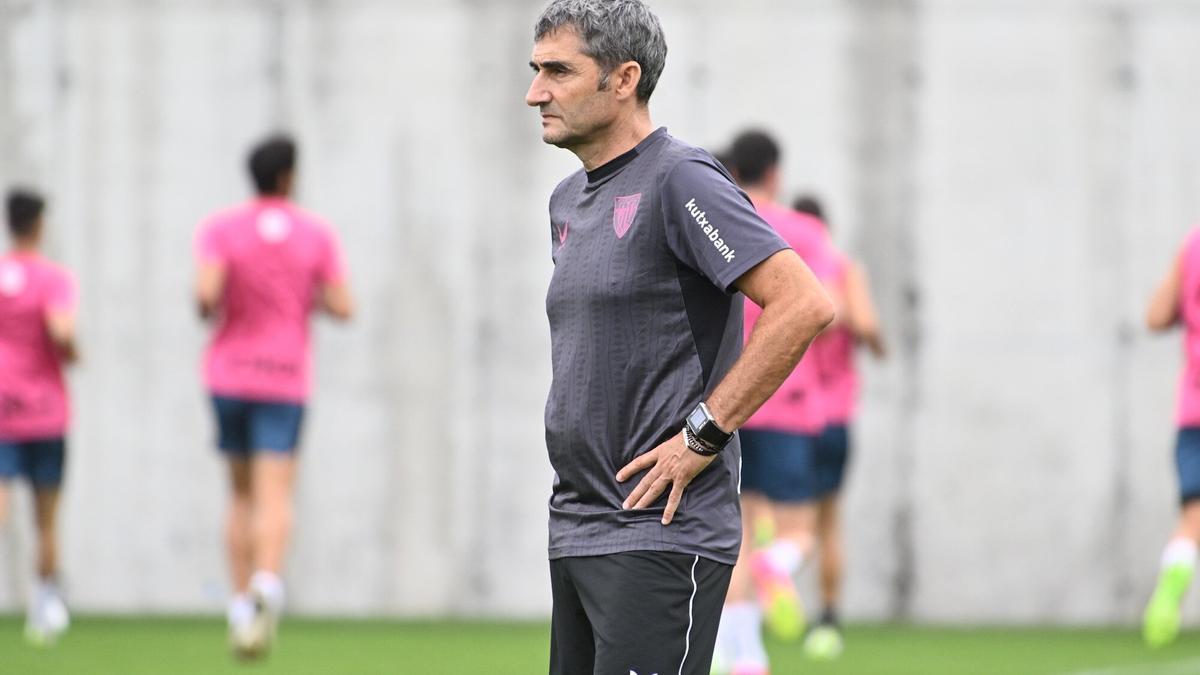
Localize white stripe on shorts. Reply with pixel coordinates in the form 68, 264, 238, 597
678, 555, 700, 675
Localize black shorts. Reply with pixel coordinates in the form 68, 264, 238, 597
549, 551, 733, 675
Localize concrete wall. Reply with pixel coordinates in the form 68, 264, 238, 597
1, 0, 1199, 623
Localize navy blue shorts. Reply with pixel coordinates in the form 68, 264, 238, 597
813, 424, 852, 498
1177, 427, 1200, 505
0, 437, 66, 488
739, 428, 820, 503
211, 396, 305, 456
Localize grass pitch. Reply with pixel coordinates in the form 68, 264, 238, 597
3, 616, 1200, 674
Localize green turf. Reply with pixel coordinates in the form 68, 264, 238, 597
4, 617, 1200, 674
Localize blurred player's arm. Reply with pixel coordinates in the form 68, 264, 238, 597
319, 282, 354, 321
1147, 252, 1182, 331
45, 309, 78, 364
195, 262, 226, 320
843, 260, 886, 358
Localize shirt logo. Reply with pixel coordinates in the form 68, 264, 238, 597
0, 262, 26, 297
684, 198, 735, 262
613, 193, 642, 239
555, 221, 569, 248
256, 208, 292, 243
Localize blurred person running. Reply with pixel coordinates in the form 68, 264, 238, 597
527, 2, 834, 673
0, 188, 78, 645
793, 194, 886, 661
712, 132, 841, 675
194, 135, 353, 660
1144, 228, 1200, 648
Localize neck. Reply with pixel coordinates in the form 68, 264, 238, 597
11, 237, 39, 253
573, 107, 654, 171
743, 185, 774, 206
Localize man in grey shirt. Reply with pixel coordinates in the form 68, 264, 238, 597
526, 2, 834, 673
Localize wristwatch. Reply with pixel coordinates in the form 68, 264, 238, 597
684, 401, 732, 453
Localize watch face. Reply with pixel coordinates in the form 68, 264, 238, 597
687, 406, 708, 431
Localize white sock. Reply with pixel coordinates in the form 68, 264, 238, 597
1162, 538, 1199, 569
724, 601, 766, 665
32, 577, 62, 613
765, 539, 803, 576
250, 571, 285, 613
228, 593, 255, 627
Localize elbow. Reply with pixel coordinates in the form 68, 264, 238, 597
811, 290, 836, 333
1146, 314, 1170, 332
328, 299, 355, 322
1146, 306, 1175, 332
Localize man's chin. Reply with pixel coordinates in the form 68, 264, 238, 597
542, 129, 575, 148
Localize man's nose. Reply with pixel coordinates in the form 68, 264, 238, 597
526, 76, 551, 107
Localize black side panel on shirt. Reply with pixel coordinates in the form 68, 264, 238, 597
676, 260, 733, 388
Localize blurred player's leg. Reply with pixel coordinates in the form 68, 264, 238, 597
242, 451, 296, 656
251, 453, 295, 590
1145, 427, 1200, 648
25, 439, 69, 645
29, 486, 69, 644
1144, 504, 1200, 647
806, 424, 849, 659
715, 493, 771, 675
752, 501, 813, 641
225, 458, 255, 648
805, 494, 845, 660
0, 482, 9, 526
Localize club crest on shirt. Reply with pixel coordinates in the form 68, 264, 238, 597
613, 193, 642, 239
0, 262, 26, 297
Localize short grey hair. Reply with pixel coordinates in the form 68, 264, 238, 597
534, 0, 668, 103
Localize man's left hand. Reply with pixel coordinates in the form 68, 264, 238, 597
616, 431, 717, 525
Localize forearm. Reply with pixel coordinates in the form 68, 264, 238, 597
1147, 258, 1182, 331
320, 283, 354, 321
707, 288, 834, 431
46, 313, 79, 364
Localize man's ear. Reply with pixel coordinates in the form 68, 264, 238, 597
611, 61, 643, 101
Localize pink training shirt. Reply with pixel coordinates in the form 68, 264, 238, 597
196, 198, 345, 403
0, 252, 76, 441
811, 248, 859, 425
1178, 228, 1200, 427
743, 203, 838, 435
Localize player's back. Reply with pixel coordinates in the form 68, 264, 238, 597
811, 248, 858, 425
743, 203, 837, 434
0, 253, 73, 439
1176, 228, 1200, 426
198, 198, 340, 402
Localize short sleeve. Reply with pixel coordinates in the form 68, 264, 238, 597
661, 158, 789, 293
318, 226, 347, 284
195, 219, 226, 265
44, 268, 77, 314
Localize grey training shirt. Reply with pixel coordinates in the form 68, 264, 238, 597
544, 127, 789, 565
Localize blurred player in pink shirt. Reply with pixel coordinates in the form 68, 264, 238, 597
194, 135, 353, 659
714, 131, 837, 675
0, 188, 78, 644
794, 195, 885, 661
1144, 227, 1200, 647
